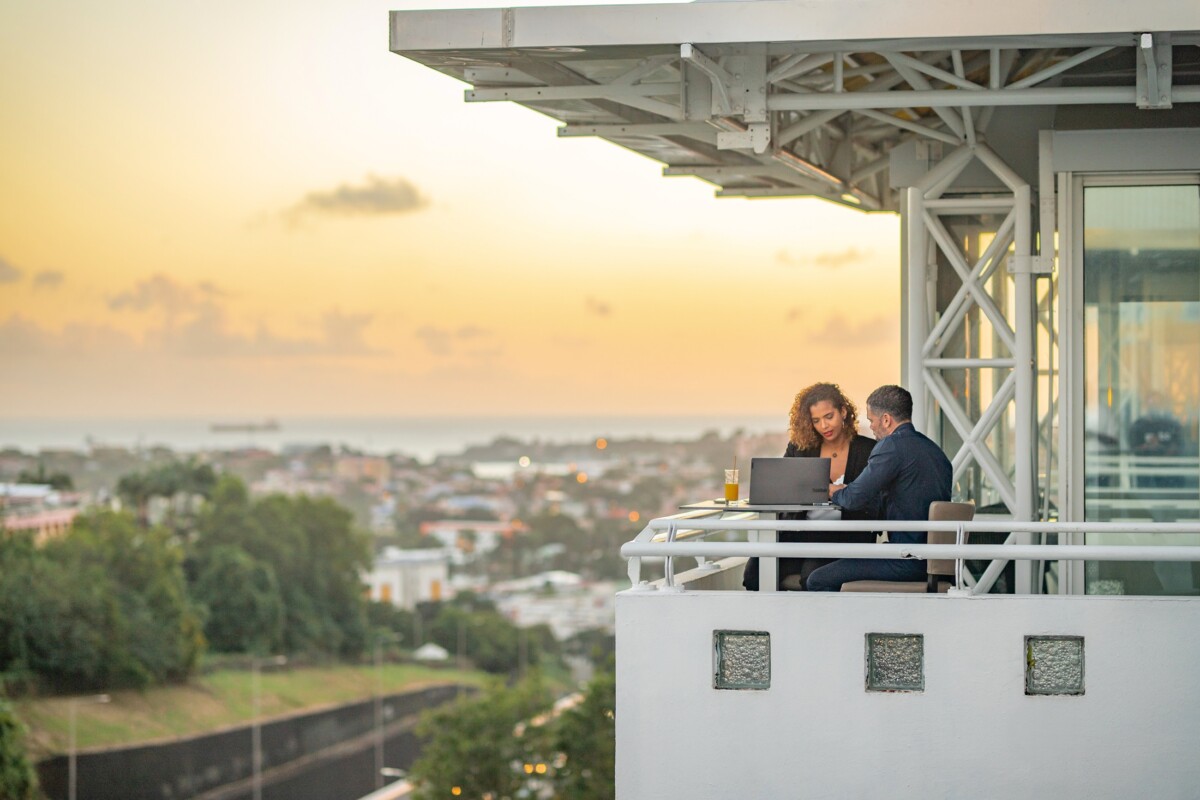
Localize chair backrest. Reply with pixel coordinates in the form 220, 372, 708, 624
927, 500, 975, 580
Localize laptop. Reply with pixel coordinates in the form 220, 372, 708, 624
748, 457, 833, 505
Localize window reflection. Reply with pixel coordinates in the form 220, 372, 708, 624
1083, 184, 1200, 596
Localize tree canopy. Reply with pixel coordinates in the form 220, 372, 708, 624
0, 699, 39, 800
552, 669, 616, 800
408, 668, 616, 800
0, 511, 203, 691
1, 471, 375, 690
190, 475, 372, 657
409, 674, 555, 800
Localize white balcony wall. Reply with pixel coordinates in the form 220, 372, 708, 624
616, 590, 1200, 798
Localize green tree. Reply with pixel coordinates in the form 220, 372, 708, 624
290, 495, 371, 657
116, 458, 216, 529
563, 627, 616, 669
552, 669, 616, 799
60, 511, 205, 686
16, 462, 73, 490
0, 512, 204, 691
422, 598, 560, 677
0, 699, 39, 800
191, 476, 371, 658
0, 530, 113, 689
409, 674, 553, 800
192, 546, 284, 654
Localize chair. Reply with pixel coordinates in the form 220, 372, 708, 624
840, 500, 976, 593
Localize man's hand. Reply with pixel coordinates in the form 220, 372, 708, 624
829, 483, 844, 500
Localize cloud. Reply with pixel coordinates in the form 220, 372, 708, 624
776, 247, 869, 269
108, 273, 222, 315
0, 307, 383, 361
32, 270, 65, 289
163, 306, 383, 358
0, 255, 23, 283
21, 272, 384, 359
802, 314, 897, 346
318, 310, 378, 356
415, 324, 493, 356
586, 296, 612, 317
196, 280, 230, 299
284, 174, 427, 226
0, 314, 138, 356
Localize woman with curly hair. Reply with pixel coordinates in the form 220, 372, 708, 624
743, 382, 880, 591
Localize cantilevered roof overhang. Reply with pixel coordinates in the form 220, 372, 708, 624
390, 0, 1200, 211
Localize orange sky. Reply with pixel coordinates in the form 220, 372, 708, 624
0, 0, 901, 420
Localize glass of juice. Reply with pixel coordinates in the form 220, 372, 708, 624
724, 469, 739, 503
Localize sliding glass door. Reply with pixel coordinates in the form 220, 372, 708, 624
1082, 182, 1200, 595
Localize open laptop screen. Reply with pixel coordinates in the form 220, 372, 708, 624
748, 457, 831, 505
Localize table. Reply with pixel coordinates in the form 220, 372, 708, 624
677, 500, 843, 592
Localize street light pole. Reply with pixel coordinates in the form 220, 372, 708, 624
252, 656, 286, 800
252, 659, 262, 800
68, 694, 110, 800
374, 633, 398, 790
374, 638, 384, 791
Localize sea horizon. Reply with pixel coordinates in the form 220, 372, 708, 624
1, 413, 783, 463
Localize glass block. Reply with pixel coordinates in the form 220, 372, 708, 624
1086, 579, 1125, 596
1025, 636, 1084, 695
713, 630, 770, 690
866, 633, 924, 692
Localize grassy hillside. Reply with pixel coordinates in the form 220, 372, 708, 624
14, 662, 487, 761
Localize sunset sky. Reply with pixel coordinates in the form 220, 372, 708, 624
0, 0, 901, 422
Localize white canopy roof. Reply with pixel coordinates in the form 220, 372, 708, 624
392, 0, 1199, 51
390, 1, 1200, 210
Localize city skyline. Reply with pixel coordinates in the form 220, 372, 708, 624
1, 0, 901, 422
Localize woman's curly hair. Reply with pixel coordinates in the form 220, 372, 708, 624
788, 382, 860, 450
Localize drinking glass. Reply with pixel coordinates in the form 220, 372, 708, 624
724, 469, 739, 503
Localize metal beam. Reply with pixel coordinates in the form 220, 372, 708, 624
663, 165, 793, 179
770, 85, 1200, 111
558, 122, 718, 142
855, 108, 961, 146
466, 82, 679, 103
1007, 45, 1114, 89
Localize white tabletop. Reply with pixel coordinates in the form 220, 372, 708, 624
678, 499, 840, 513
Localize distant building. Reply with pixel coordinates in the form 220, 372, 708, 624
334, 455, 391, 484
491, 572, 616, 640
419, 519, 524, 556
365, 547, 452, 610
3, 507, 78, 545
251, 469, 333, 498
1, 483, 77, 544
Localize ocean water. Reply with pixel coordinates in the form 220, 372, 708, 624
1, 414, 781, 463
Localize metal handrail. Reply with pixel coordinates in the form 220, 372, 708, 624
622, 513, 1200, 591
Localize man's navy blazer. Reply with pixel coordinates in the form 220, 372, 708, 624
833, 422, 951, 544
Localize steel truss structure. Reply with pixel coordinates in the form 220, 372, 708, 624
902, 142, 1040, 592
395, 16, 1200, 210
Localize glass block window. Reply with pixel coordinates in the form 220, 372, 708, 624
866, 633, 924, 692
1025, 636, 1085, 695
713, 630, 770, 690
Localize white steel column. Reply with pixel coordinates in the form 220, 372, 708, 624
1012, 180, 1036, 592
905, 186, 928, 430
902, 143, 1038, 592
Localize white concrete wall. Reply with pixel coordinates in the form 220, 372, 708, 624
617, 590, 1200, 799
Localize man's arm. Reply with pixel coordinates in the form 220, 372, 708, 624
830, 441, 900, 511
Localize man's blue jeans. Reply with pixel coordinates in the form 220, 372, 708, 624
806, 557, 926, 592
